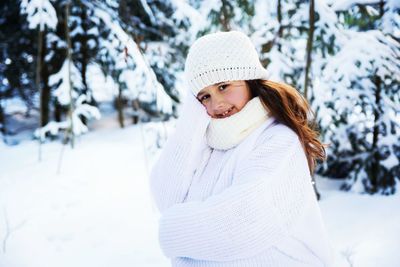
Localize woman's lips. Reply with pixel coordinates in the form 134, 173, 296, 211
217, 106, 234, 118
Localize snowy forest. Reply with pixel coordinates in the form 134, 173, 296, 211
1, 0, 400, 266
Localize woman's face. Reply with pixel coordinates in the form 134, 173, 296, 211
197, 80, 252, 119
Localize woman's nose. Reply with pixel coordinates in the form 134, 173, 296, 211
211, 94, 225, 112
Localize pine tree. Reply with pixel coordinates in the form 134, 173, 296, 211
33, 0, 100, 142
1, 1, 38, 117
316, 1, 400, 194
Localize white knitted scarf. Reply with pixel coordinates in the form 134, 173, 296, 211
206, 97, 270, 150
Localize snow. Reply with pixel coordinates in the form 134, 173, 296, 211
94, 6, 173, 115
3, 0, 400, 265
44, 60, 101, 139
1, 121, 399, 267
86, 63, 118, 103
49, 59, 83, 105
140, 0, 157, 26
170, 0, 206, 34
20, 0, 58, 30
0, 122, 169, 267
35, 95, 101, 140
331, 0, 379, 11
318, 179, 400, 267
3, 98, 28, 114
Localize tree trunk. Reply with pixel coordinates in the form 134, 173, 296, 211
0, 98, 5, 136
36, 20, 45, 160
54, 101, 62, 122
65, 2, 74, 148
277, 0, 283, 51
220, 0, 231, 31
304, 0, 315, 100
260, 0, 282, 66
41, 69, 51, 126
132, 99, 140, 124
40, 28, 51, 127
370, 77, 382, 194
80, 2, 88, 96
379, 0, 384, 18
37, 28, 44, 126
366, 0, 386, 193
79, 2, 89, 126
304, 0, 319, 199
117, 88, 125, 128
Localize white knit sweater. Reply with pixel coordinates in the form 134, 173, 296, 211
149, 95, 334, 267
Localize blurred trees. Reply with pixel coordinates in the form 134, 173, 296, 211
0, 0, 399, 194
314, 1, 400, 194
2, 0, 189, 138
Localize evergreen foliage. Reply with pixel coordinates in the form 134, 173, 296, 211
1, 0, 399, 194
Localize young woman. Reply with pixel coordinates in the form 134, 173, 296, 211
150, 31, 334, 267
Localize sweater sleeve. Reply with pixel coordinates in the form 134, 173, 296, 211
158, 126, 306, 261
149, 94, 211, 213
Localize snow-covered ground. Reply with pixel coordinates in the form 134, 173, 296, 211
0, 122, 399, 267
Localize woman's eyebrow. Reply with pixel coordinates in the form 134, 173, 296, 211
197, 91, 205, 98
197, 81, 228, 97
214, 82, 226, 86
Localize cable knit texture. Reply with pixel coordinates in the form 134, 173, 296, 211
150, 94, 210, 213
184, 31, 269, 95
149, 94, 334, 266
206, 97, 269, 150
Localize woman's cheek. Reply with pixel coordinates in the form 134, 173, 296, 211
205, 104, 213, 116
227, 93, 245, 108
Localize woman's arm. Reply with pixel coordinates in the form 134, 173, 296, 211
158, 126, 311, 261
149, 94, 210, 213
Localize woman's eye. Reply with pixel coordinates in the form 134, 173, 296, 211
199, 95, 210, 103
218, 84, 228, 91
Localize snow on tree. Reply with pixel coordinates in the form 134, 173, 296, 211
34, 94, 100, 140
20, 0, 57, 30
94, 4, 173, 116
33, 0, 102, 142
330, 0, 400, 38
140, 0, 204, 104
67, 2, 101, 107
316, 29, 400, 194
256, 0, 345, 94
3, 0, 400, 197
381, 0, 400, 37
48, 58, 82, 105
248, 0, 400, 195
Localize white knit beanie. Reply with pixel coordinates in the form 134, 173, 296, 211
184, 31, 269, 96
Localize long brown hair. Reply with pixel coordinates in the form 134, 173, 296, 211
246, 79, 326, 175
